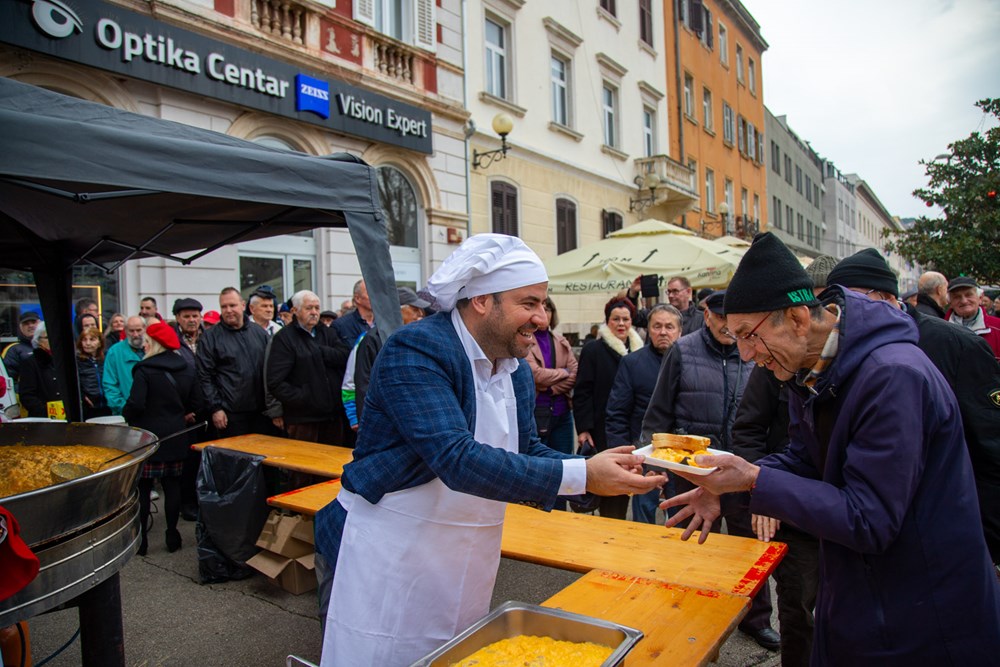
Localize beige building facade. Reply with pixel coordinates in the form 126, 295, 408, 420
464, 0, 697, 332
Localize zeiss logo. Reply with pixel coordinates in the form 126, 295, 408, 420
31, 0, 83, 39
296, 74, 329, 119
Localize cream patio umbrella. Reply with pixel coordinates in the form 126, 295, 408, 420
544, 219, 745, 294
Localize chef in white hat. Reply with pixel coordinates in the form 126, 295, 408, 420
318, 234, 664, 666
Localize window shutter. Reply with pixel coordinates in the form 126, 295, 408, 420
492, 182, 518, 236
353, 0, 375, 27
704, 8, 713, 48
737, 115, 744, 153
414, 0, 436, 52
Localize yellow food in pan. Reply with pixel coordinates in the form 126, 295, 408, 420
0, 445, 124, 497
450, 635, 612, 666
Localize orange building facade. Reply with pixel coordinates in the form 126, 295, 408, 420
662, 0, 768, 238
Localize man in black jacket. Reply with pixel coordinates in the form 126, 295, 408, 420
2, 311, 40, 393
828, 249, 1000, 569
266, 290, 352, 446
915, 270, 948, 318
196, 287, 271, 437
605, 304, 682, 523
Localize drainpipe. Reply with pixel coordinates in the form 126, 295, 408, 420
461, 0, 472, 240
673, 0, 686, 228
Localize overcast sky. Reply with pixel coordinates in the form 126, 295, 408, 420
741, 0, 1000, 218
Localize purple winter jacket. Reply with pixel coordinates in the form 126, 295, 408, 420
750, 287, 1000, 665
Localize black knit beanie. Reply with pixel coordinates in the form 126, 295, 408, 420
827, 248, 899, 297
724, 233, 820, 314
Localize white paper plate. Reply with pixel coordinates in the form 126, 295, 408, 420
634, 444, 732, 476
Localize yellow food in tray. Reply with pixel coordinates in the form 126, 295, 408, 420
450, 635, 613, 667
651, 446, 711, 468
0, 444, 124, 497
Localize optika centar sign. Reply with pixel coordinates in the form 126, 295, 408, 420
95, 18, 290, 98
4, 0, 434, 153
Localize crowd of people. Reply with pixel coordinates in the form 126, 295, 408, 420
3, 231, 998, 665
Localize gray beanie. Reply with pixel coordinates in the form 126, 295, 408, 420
804, 255, 838, 289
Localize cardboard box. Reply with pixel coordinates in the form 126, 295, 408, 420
247, 550, 317, 595
255, 511, 314, 559
248, 511, 317, 594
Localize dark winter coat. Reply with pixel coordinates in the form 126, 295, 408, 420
914, 293, 945, 318
123, 351, 199, 462
2, 329, 34, 386
18, 348, 60, 418
731, 366, 789, 461
331, 309, 372, 347
573, 326, 643, 452
266, 319, 351, 425
750, 288, 1000, 665
76, 355, 107, 410
352, 329, 384, 424
196, 317, 268, 415
605, 343, 665, 446
640, 327, 751, 450
908, 305, 1000, 563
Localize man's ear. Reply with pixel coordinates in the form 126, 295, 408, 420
468, 294, 492, 316
787, 305, 813, 336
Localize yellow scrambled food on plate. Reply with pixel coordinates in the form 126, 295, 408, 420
450, 635, 613, 667
651, 446, 710, 468
0, 445, 125, 497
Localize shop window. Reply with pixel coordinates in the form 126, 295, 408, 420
377, 166, 419, 248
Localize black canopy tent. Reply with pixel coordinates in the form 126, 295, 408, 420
0, 77, 403, 422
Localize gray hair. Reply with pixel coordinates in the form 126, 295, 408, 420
352, 279, 365, 297
31, 321, 47, 349
291, 290, 319, 310
249, 293, 273, 307
647, 303, 682, 326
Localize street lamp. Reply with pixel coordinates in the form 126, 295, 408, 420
472, 113, 514, 169
629, 172, 663, 213
718, 201, 731, 236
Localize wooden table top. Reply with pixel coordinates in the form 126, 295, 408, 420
543, 569, 749, 666
266, 481, 784, 598
193, 434, 353, 478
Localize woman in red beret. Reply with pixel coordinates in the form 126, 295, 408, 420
124, 321, 202, 555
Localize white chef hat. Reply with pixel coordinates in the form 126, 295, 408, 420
425, 234, 548, 311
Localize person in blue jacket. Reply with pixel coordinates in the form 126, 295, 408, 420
664, 233, 1000, 665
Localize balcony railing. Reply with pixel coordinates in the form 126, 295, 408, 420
370, 36, 415, 85
633, 155, 698, 197
251, 0, 307, 46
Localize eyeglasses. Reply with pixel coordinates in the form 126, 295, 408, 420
721, 313, 770, 345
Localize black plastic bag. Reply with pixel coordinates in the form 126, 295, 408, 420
196, 447, 270, 584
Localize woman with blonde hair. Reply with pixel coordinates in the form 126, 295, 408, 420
124, 322, 200, 555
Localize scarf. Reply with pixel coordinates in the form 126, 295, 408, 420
949, 307, 988, 334
799, 304, 842, 391
598, 324, 644, 357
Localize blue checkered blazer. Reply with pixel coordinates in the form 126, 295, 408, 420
345, 310, 571, 503
315, 311, 575, 560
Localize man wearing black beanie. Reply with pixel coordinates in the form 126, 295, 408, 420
661, 233, 1000, 665
827, 248, 1000, 572
826, 248, 898, 297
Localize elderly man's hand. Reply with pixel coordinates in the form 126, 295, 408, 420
661, 487, 721, 544
669, 454, 760, 495
585, 446, 666, 497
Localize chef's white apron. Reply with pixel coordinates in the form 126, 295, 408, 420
321, 378, 517, 667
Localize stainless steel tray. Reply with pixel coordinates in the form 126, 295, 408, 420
410, 600, 643, 667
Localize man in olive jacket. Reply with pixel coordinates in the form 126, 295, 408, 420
266, 290, 352, 446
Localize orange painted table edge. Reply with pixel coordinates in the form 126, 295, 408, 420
542, 569, 750, 667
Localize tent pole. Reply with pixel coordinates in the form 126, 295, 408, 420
34, 266, 82, 422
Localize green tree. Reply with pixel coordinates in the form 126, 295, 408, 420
885, 98, 1000, 283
